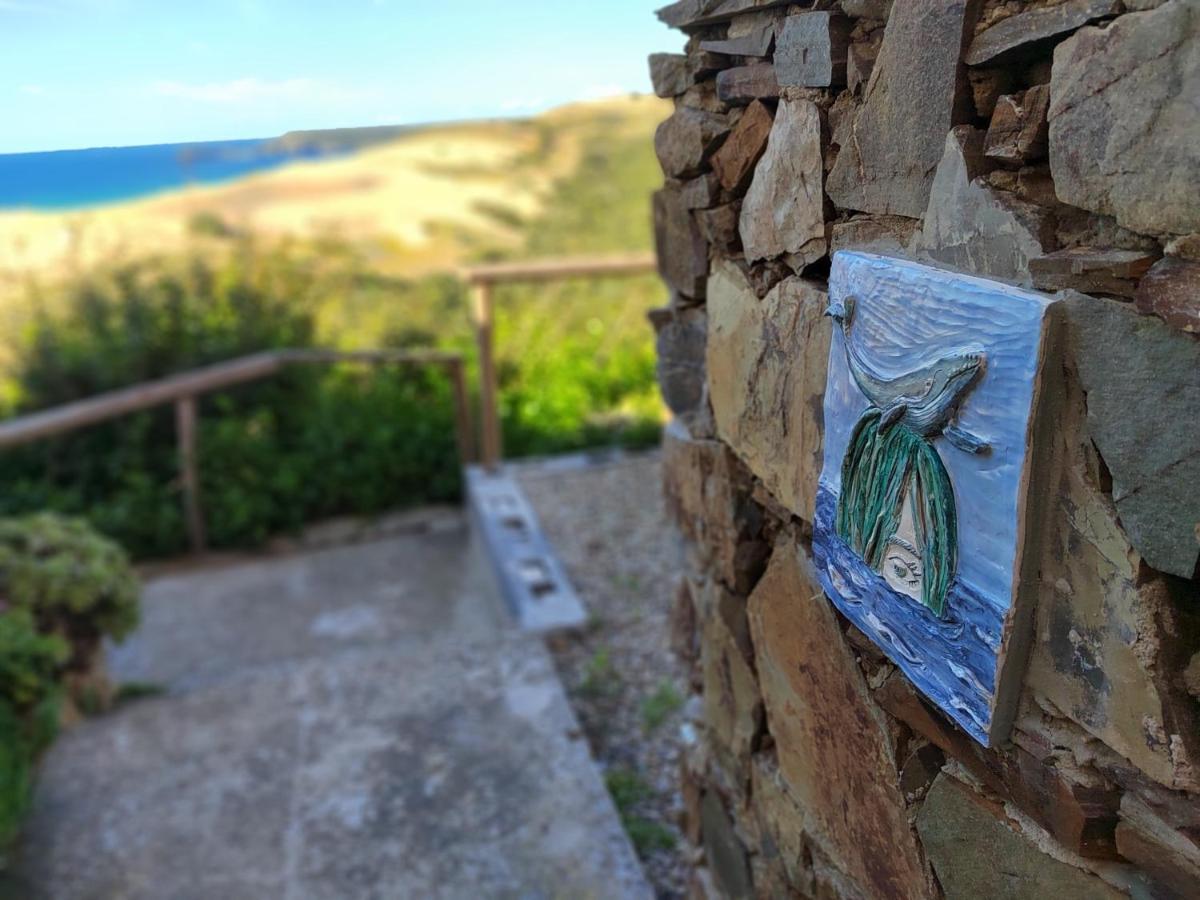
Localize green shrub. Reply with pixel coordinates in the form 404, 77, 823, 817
0, 610, 67, 715
0, 611, 66, 855
0, 514, 139, 643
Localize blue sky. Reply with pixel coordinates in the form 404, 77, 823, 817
0, 0, 676, 154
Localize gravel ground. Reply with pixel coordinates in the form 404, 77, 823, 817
514, 451, 690, 900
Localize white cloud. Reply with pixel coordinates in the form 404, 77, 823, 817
499, 96, 547, 113
578, 82, 629, 101
18, 84, 46, 95
150, 77, 365, 105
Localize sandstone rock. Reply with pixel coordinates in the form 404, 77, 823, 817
700, 21, 775, 56
826, 0, 977, 218
654, 184, 709, 298
715, 63, 780, 103
654, 106, 729, 179
830, 214, 919, 256
874, 672, 1123, 858
775, 12, 852, 87
650, 305, 710, 434
1115, 792, 1200, 899
1049, 0, 1200, 235
700, 792, 754, 899
917, 126, 1055, 286
845, 39, 879, 94
658, 0, 792, 30
1028, 247, 1157, 299
738, 98, 826, 267
917, 773, 1127, 899
840, 0, 893, 20
1025, 330, 1200, 790
1064, 291, 1200, 579
670, 576, 701, 681
696, 202, 743, 252
747, 536, 936, 900
748, 755, 815, 896
649, 53, 692, 97
706, 261, 829, 523
985, 84, 1050, 165
662, 421, 768, 594
680, 172, 722, 210
680, 81, 730, 113
698, 580, 763, 767
968, 66, 1017, 118
966, 0, 1121, 65
710, 100, 773, 192
1135, 256, 1200, 335
1165, 233, 1200, 262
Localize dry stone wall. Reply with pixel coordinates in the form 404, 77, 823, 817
649, 1, 1199, 897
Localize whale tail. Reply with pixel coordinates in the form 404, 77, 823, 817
824, 295, 857, 329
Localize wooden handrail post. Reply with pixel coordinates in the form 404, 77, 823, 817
471, 281, 502, 471
446, 358, 475, 465
175, 395, 206, 554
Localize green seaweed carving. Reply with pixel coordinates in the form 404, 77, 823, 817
836, 409, 957, 617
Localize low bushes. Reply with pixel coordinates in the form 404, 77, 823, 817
0, 514, 139, 857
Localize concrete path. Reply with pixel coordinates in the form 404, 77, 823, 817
6, 514, 650, 900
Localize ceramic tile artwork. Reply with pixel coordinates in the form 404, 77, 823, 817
814, 251, 1057, 746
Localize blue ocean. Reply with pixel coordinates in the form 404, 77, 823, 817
0, 138, 348, 211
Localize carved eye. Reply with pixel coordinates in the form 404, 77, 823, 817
886, 553, 922, 587
924, 378, 933, 390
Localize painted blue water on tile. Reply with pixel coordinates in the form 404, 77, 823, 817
814, 487, 996, 743
816, 251, 1055, 744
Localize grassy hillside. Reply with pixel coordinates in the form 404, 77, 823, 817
0, 96, 672, 556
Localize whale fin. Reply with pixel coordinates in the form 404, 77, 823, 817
879, 402, 907, 431
944, 424, 990, 455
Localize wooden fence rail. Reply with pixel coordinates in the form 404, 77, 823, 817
0, 348, 473, 554
461, 253, 658, 471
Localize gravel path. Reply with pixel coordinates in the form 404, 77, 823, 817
514, 451, 690, 900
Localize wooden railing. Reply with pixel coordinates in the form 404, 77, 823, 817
0, 349, 473, 554
462, 253, 658, 471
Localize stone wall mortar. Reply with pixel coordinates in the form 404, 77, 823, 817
650, 1, 1199, 896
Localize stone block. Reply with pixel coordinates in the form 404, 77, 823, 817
917, 773, 1127, 899
649, 53, 692, 97
826, 0, 977, 218
715, 63, 780, 103
1135, 256, 1200, 335
916, 126, 1055, 286
874, 672, 1123, 858
845, 39, 879, 94
748, 754, 815, 896
738, 98, 826, 268
680, 172, 722, 210
654, 106, 729, 179
1115, 789, 1200, 899
747, 536, 936, 900
841, 0, 893, 20
710, 99, 773, 193
662, 421, 768, 594
1024, 330, 1200, 790
966, 0, 1121, 65
654, 183, 710, 299
698, 580, 763, 766
830, 214, 919, 256
1063, 290, 1200, 579
658, 0, 792, 31
695, 202, 743, 253
775, 12, 852, 87
700, 21, 775, 56
1049, 1, 1200, 236
650, 305, 711, 434
706, 261, 829, 523
701, 792, 754, 899
985, 84, 1050, 166
1029, 247, 1158, 299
